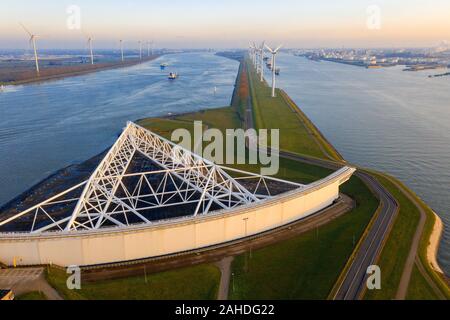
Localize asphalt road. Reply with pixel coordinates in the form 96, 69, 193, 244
276, 151, 399, 299
333, 171, 398, 300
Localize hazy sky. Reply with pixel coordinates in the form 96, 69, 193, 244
1, 0, 449, 49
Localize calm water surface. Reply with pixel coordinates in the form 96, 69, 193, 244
273, 53, 450, 274
0, 52, 238, 206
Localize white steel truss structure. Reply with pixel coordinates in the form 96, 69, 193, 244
0, 122, 303, 234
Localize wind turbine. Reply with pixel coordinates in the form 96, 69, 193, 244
265, 44, 283, 98
86, 35, 94, 65
249, 43, 257, 67
253, 42, 260, 73
259, 41, 265, 82
20, 23, 39, 75
138, 41, 142, 60
119, 39, 124, 62
147, 41, 153, 57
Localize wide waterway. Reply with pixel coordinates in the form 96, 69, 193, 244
272, 53, 450, 274
0, 52, 239, 206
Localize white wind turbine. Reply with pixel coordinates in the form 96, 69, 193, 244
259, 41, 265, 82
147, 41, 154, 56
249, 43, 257, 67
86, 35, 94, 65
265, 44, 283, 98
138, 41, 142, 60
119, 39, 124, 62
253, 42, 260, 73
20, 23, 40, 75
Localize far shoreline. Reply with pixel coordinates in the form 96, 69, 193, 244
0, 54, 162, 87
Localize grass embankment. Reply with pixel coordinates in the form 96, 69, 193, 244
16, 291, 47, 300
45, 264, 220, 300
363, 172, 449, 300
406, 265, 441, 300
245, 61, 328, 159
279, 90, 343, 161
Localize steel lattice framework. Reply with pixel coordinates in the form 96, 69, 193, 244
0, 122, 303, 234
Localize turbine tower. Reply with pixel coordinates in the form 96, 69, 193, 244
147, 41, 154, 56
20, 23, 39, 75
150, 41, 154, 56
139, 41, 142, 60
265, 44, 283, 98
259, 41, 265, 82
249, 43, 257, 67
119, 40, 124, 62
253, 42, 260, 74
87, 36, 94, 65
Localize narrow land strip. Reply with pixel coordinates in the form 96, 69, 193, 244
0, 55, 160, 86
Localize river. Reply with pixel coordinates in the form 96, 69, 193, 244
272, 53, 450, 274
0, 52, 239, 206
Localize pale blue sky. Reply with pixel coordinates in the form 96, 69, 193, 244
1, 0, 449, 48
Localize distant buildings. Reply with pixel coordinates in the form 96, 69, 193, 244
294, 47, 450, 69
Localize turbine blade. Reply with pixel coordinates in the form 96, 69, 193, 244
274, 44, 283, 52
264, 44, 274, 53
19, 23, 32, 37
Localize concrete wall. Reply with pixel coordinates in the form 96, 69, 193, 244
0, 168, 354, 267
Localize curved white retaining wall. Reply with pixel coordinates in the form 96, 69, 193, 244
0, 167, 355, 267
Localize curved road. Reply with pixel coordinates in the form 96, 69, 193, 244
274, 146, 399, 300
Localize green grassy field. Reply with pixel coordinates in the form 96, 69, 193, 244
406, 264, 441, 300
16, 291, 47, 300
45, 264, 220, 300
229, 174, 378, 299
246, 61, 327, 159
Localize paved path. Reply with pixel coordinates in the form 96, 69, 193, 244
216, 256, 234, 300
393, 177, 446, 300
0, 267, 63, 300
